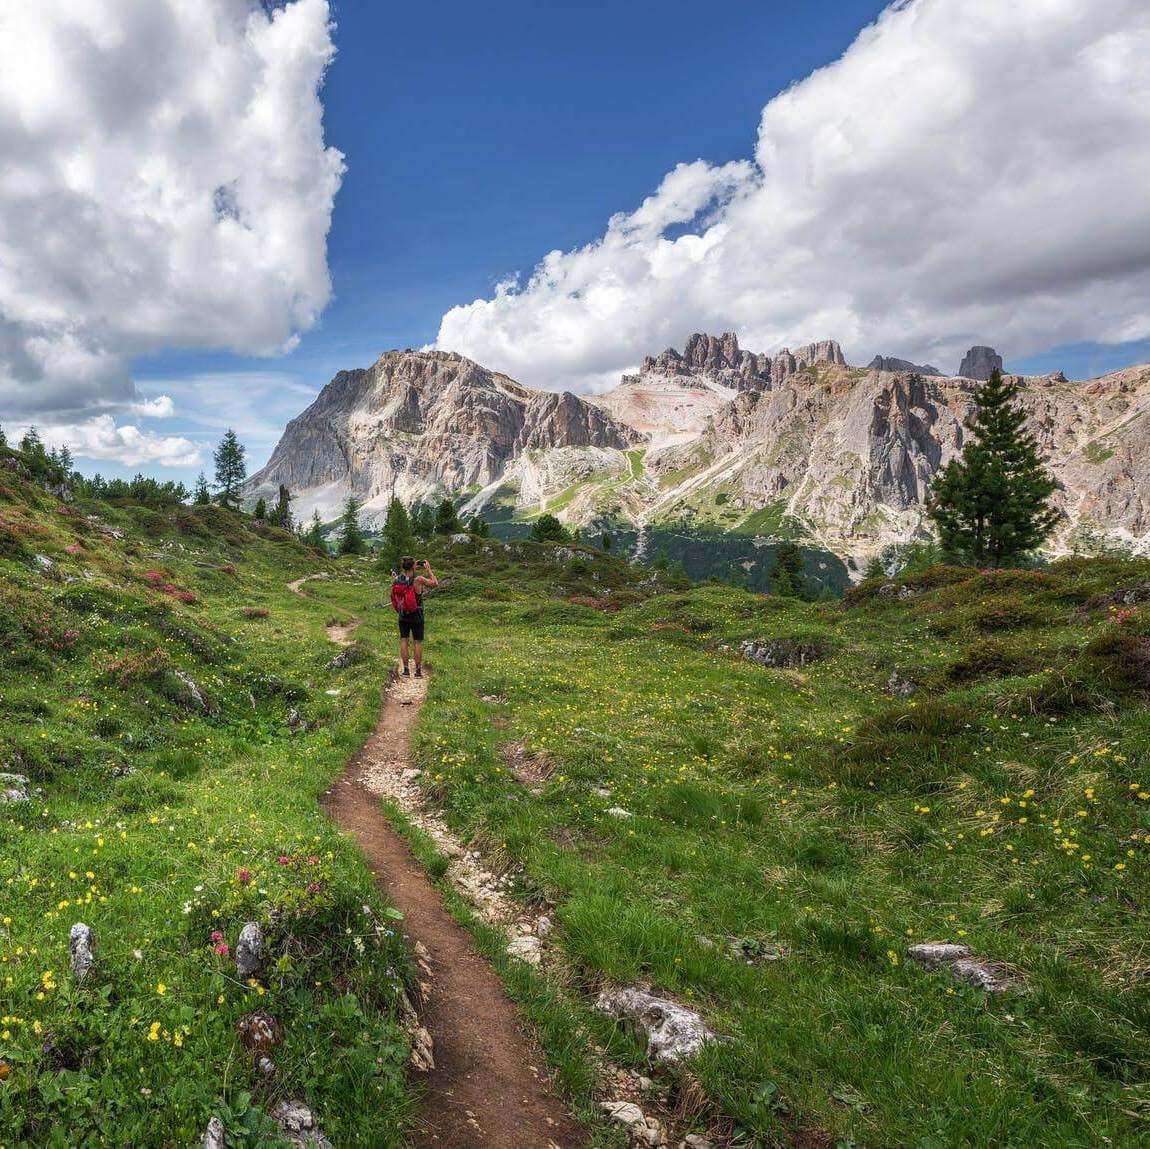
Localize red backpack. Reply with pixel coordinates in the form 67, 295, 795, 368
390, 575, 420, 616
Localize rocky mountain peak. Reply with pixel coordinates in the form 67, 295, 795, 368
958, 345, 1004, 380
868, 355, 942, 376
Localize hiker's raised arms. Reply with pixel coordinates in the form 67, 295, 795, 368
415, 560, 438, 590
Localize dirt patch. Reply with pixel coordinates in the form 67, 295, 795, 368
501, 741, 555, 794
324, 672, 583, 1148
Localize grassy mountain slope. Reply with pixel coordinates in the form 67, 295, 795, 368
401, 542, 1150, 1146
0, 467, 415, 1145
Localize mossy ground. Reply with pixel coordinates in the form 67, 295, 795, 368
0, 471, 414, 1146
392, 542, 1150, 1146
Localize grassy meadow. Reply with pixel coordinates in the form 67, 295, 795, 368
0, 470, 415, 1146
399, 540, 1150, 1147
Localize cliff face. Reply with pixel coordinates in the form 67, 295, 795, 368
249, 336, 1150, 563
246, 349, 639, 521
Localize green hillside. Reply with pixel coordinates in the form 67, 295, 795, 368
2, 453, 1148, 1147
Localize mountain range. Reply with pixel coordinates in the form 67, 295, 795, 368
246, 335, 1150, 577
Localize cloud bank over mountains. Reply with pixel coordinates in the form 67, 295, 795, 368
0, 0, 342, 463
437, 0, 1150, 393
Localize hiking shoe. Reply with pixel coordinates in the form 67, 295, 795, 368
414, 667, 423, 679
401, 666, 410, 676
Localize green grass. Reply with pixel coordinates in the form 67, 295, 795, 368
0, 470, 415, 1145
402, 550, 1150, 1146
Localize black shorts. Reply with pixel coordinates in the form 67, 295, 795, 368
398, 610, 425, 640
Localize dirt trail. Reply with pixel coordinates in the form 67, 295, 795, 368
324, 669, 585, 1148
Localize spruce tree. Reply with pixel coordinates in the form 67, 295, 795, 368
253, 497, 267, 521
770, 542, 805, 597
268, 484, 293, 530
337, 495, 367, 556
378, 496, 414, 573
193, 473, 211, 505
411, 504, 435, 539
212, 429, 247, 509
434, 497, 461, 535
304, 511, 327, 552
530, 513, 570, 543
601, 531, 613, 552
927, 370, 1060, 566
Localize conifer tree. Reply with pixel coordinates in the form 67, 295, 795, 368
304, 510, 327, 552
530, 513, 570, 543
268, 484, 293, 530
337, 495, 367, 555
411, 504, 435, 539
378, 496, 414, 573
193, 473, 211, 505
601, 531, 613, 552
928, 370, 1060, 566
770, 542, 805, 597
434, 497, 461, 535
253, 497, 267, 521
212, 429, 247, 509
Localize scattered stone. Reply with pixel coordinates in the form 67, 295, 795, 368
326, 643, 368, 670
255, 1055, 277, 1078
739, 637, 827, 669
606, 806, 634, 819
886, 670, 918, 698
596, 986, 716, 1063
235, 922, 266, 981
877, 582, 915, 600
593, 787, 612, 798
410, 1026, 435, 1072
601, 1101, 667, 1145
286, 707, 307, 733
506, 933, 543, 966
69, 922, 95, 982
907, 942, 972, 971
272, 1100, 334, 1149
202, 1116, 226, 1149
450, 533, 471, 544
951, 958, 1013, 993
680, 1136, 714, 1149
535, 915, 553, 939
237, 1010, 283, 1053
0, 773, 31, 803
167, 669, 209, 712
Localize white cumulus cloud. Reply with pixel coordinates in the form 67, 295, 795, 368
0, 0, 343, 419
437, 0, 1150, 390
12, 417, 201, 468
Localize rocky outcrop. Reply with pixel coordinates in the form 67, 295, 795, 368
246, 350, 639, 524
868, 355, 942, 376
958, 345, 1004, 380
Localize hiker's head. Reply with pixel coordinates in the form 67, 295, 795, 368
401, 556, 415, 573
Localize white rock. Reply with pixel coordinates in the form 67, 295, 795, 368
70, 922, 95, 982
606, 806, 634, 819
682, 1136, 715, 1149
602, 1101, 645, 1127
506, 934, 543, 966
906, 942, 972, 971
272, 1100, 333, 1149
951, 958, 1012, 993
451, 533, 471, 544
410, 1026, 435, 1072
0, 772, 31, 803
235, 922, 265, 980
593, 787, 613, 798
202, 1117, 226, 1149
596, 986, 716, 1063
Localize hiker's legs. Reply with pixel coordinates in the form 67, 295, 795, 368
399, 634, 409, 668
413, 639, 423, 671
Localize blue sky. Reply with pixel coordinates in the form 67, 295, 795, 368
7, 0, 1150, 484
130, 0, 896, 482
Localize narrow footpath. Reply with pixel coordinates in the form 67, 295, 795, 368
316, 618, 584, 1146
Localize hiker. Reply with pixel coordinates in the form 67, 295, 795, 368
391, 556, 438, 677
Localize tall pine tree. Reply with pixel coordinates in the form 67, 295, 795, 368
337, 495, 367, 556
304, 511, 327, 552
770, 542, 805, 597
268, 484, 293, 530
378, 496, 415, 573
434, 497, 461, 535
212, 429, 247, 509
928, 370, 1060, 566
411, 504, 435, 539
192, 473, 211, 505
